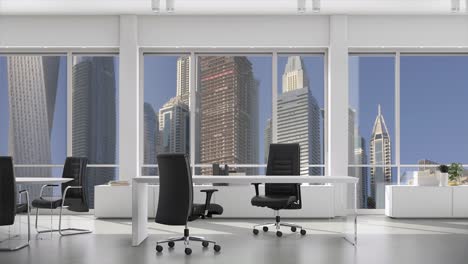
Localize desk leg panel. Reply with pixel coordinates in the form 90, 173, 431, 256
132, 182, 148, 246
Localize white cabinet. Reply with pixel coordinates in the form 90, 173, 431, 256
386, 185, 468, 218
453, 186, 468, 217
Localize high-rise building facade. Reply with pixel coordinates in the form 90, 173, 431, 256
264, 118, 272, 163
143, 103, 158, 175
349, 108, 369, 208
72, 57, 117, 207
276, 56, 321, 176
354, 136, 369, 208
369, 105, 392, 208
176, 56, 191, 106
158, 97, 190, 154
199, 56, 259, 174
7, 56, 60, 199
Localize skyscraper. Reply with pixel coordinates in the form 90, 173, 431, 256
176, 56, 190, 106
354, 136, 369, 208
7, 56, 60, 199
264, 118, 272, 163
369, 105, 392, 208
277, 56, 321, 176
199, 56, 259, 175
158, 96, 190, 154
72, 57, 117, 207
143, 103, 158, 175
349, 108, 369, 208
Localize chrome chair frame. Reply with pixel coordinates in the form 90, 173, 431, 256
0, 190, 30, 251
34, 185, 91, 236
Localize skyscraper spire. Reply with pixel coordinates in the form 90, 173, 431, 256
282, 56, 309, 93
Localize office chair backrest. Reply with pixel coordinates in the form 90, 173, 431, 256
61, 157, 89, 212
156, 153, 193, 225
0, 157, 16, 226
265, 144, 301, 208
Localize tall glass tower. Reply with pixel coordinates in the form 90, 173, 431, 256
369, 105, 392, 208
72, 56, 117, 207
277, 56, 321, 176
7, 56, 60, 199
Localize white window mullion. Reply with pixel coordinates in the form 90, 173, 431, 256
395, 51, 401, 185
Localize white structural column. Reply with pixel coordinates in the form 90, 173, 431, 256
328, 15, 349, 216
119, 15, 146, 245
119, 15, 140, 180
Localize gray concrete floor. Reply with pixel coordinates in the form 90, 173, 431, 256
1, 215, 468, 264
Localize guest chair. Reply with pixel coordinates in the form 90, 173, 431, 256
31, 157, 91, 236
0, 157, 31, 251
155, 153, 221, 255
251, 143, 306, 237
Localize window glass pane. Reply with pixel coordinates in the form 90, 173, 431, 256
349, 55, 395, 209
196, 56, 272, 176
143, 55, 191, 176
72, 55, 119, 207
401, 56, 468, 165
277, 55, 325, 176
0, 55, 67, 164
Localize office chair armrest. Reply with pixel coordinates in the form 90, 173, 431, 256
39, 184, 59, 198
251, 183, 261, 196
61, 186, 82, 208
18, 190, 30, 209
200, 189, 218, 217
200, 189, 218, 193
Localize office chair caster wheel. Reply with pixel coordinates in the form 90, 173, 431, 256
202, 241, 209, 248
300, 229, 306, 235
253, 229, 259, 235
185, 247, 192, 255
156, 245, 163, 252
276, 231, 282, 237
263, 226, 269, 232
168, 241, 175, 248
290, 226, 297, 232
214, 244, 221, 252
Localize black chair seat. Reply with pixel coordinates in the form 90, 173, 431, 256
251, 195, 297, 210
32, 198, 62, 209
191, 203, 223, 220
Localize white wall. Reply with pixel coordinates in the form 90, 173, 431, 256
348, 15, 468, 47
0, 16, 119, 47
138, 15, 329, 47
1, 14, 467, 213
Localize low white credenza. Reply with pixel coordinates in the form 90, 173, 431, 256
385, 185, 468, 218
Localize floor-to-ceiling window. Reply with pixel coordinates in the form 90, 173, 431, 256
349, 54, 396, 209
141, 54, 191, 176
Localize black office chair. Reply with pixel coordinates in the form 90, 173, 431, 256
31, 157, 91, 236
155, 153, 221, 255
251, 143, 306, 237
0, 157, 31, 251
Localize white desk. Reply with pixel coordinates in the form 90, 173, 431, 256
16, 177, 73, 185
132, 176, 358, 246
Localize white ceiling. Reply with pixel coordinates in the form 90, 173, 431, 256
0, 0, 465, 15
